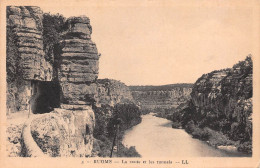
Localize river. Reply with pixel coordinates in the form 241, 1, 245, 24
122, 113, 250, 157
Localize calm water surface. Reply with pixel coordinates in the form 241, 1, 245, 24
122, 113, 250, 157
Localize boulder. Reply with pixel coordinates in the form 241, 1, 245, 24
30, 107, 95, 157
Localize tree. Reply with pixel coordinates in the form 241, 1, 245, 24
42, 13, 67, 64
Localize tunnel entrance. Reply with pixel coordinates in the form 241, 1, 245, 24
31, 81, 61, 114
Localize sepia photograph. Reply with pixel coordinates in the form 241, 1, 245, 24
1, 0, 260, 167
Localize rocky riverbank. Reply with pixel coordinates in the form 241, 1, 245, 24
170, 56, 253, 154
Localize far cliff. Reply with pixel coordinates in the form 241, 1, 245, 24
129, 84, 192, 111
171, 55, 253, 154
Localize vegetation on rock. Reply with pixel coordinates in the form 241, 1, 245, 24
42, 13, 67, 65
169, 56, 253, 154
93, 103, 141, 157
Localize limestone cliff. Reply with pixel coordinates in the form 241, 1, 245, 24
175, 56, 253, 153
7, 6, 53, 81
7, 6, 53, 113
29, 107, 95, 157
191, 56, 252, 136
91, 80, 141, 157
58, 16, 100, 105
6, 6, 99, 157
130, 84, 192, 110
95, 79, 134, 107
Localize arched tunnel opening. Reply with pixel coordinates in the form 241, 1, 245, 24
31, 81, 61, 114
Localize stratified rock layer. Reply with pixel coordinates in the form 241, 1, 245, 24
6, 6, 53, 113
95, 79, 134, 106
130, 84, 192, 110
190, 56, 252, 128
59, 16, 100, 105
7, 6, 53, 81
181, 56, 252, 153
6, 7, 100, 157
53, 16, 100, 156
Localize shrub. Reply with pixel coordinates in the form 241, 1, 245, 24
140, 108, 150, 115
93, 104, 113, 139
172, 111, 182, 122
92, 138, 112, 157
204, 127, 233, 147
117, 145, 141, 157
42, 13, 67, 64
185, 120, 196, 133
238, 141, 252, 154
93, 103, 142, 157
112, 103, 141, 131
172, 122, 181, 129
191, 127, 210, 141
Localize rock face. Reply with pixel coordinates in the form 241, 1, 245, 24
130, 84, 192, 110
181, 56, 252, 152
59, 78, 134, 108
58, 16, 100, 105
191, 56, 252, 131
6, 6, 100, 157
7, 6, 53, 81
30, 107, 95, 157
95, 79, 134, 107
6, 6, 53, 113
54, 16, 100, 156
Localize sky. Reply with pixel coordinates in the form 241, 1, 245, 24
39, 0, 254, 85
